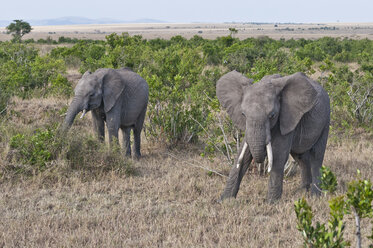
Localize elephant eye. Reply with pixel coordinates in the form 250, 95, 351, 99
269, 111, 275, 119
242, 112, 246, 117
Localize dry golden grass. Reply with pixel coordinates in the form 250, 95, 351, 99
1, 22, 373, 41
0, 97, 372, 247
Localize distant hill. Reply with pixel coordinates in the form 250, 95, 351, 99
0, 17, 166, 27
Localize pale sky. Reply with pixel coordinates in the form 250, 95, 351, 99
2, 0, 372, 23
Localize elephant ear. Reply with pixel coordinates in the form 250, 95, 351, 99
216, 70, 253, 130
96, 69, 125, 113
271, 72, 318, 135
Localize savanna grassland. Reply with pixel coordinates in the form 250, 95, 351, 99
1, 22, 373, 41
0, 24, 373, 247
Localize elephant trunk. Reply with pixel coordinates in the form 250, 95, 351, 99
247, 136, 266, 164
63, 97, 84, 131
246, 121, 271, 165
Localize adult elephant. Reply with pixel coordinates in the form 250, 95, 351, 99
217, 71, 330, 202
63, 68, 149, 158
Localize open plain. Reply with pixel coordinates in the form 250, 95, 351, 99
0, 22, 373, 247
1, 22, 373, 41
1, 97, 372, 247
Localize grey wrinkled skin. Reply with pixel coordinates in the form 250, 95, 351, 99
63, 68, 149, 158
217, 71, 330, 202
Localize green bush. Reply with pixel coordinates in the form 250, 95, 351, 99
0, 42, 70, 101
295, 197, 349, 247
8, 33, 373, 147
48, 74, 73, 97
62, 133, 134, 176
320, 166, 338, 194
5, 126, 134, 177
9, 128, 61, 171
295, 171, 373, 248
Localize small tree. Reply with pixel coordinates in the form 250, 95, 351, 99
320, 165, 338, 194
229, 27, 238, 37
345, 170, 373, 248
6, 20, 32, 42
295, 170, 373, 248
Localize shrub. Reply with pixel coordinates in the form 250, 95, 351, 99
48, 74, 73, 97
294, 197, 349, 247
320, 165, 338, 194
295, 171, 373, 248
139, 45, 210, 145
345, 170, 373, 248
62, 132, 134, 176
0, 42, 69, 101
9, 127, 62, 172
5, 126, 134, 178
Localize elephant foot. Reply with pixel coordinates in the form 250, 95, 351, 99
266, 195, 281, 204
266, 188, 282, 203
311, 183, 322, 196
293, 184, 311, 195
218, 192, 236, 203
125, 152, 131, 158
134, 152, 141, 160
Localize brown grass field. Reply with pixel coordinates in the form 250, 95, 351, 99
0, 25, 373, 247
0, 84, 372, 247
1, 22, 373, 41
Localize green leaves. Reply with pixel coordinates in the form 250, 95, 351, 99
6, 20, 32, 42
346, 170, 373, 219
295, 197, 349, 248
320, 166, 338, 194
0, 42, 71, 114
9, 128, 60, 170
295, 170, 373, 247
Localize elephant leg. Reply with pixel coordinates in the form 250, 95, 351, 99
106, 119, 119, 145
309, 126, 329, 196
91, 109, 105, 141
267, 132, 293, 202
291, 152, 312, 191
133, 127, 142, 158
122, 127, 132, 157
133, 107, 146, 158
219, 140, 253, 201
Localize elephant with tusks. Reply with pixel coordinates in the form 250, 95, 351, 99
217, 71, 330, 202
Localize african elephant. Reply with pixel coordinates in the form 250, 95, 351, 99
63, 68, 149, 158
217, 71, 330, 202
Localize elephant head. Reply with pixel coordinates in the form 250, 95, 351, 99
216, 71, 317, 171
63, 68, 125, 129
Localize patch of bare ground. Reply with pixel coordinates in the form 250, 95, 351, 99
0, 97, 372, 247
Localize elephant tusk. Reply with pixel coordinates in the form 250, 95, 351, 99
236, 142, 248, 168
80, 109, 87, 119
266, 142, 273, 172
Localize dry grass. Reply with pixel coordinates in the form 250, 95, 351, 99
1, 22, 373, 41
0, 97, 372, 247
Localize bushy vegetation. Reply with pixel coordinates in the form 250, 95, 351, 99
47, 33, 373, 140
0, 42, 72, 112
0, 32, 372, 247
1, 33, 373, 167
6, 20, 32, 42
1, 119, 133, 179
295, 170, 373, 247
320, 165, 338, 194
